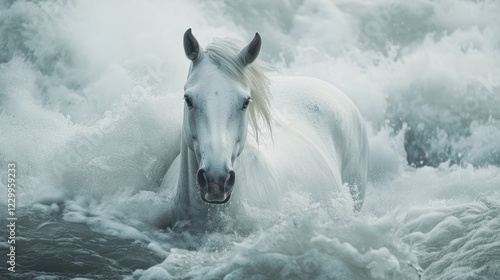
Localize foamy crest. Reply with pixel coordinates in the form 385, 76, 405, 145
1, 0, 499, 279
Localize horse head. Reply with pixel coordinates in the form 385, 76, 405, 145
182, 28, 262, 204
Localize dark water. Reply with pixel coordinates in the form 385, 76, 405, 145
1, 0, 500, 279
1, 208, 162, 279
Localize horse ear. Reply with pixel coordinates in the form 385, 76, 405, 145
239, 33, 261, 65
184, 28, 200, 61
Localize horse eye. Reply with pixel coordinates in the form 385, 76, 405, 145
242, 98, 251, 110
184, 96, 193, 109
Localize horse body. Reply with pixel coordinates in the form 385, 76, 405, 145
160, 30, 368, 226
268, 76, 368, 206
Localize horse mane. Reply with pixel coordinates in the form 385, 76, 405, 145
204, 37, 272, 142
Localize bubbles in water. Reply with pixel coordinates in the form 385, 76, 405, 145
1, 0, 500, 279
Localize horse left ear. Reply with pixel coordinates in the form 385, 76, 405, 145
239, 33, 261, 65
184, 28, 201, 61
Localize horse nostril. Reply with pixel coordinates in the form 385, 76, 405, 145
226, 170, 236, 187
197, 169, 207, 187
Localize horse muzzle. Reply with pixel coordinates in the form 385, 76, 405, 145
200, 187, 232, 204
197, 168, 235, 204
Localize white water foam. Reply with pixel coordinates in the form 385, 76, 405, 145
1, 0, 499, 279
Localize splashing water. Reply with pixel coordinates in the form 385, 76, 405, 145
1, 0, 499, 279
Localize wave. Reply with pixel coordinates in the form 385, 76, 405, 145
1, 0, 499, 279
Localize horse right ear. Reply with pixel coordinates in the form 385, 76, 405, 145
239, 32, 261, 65
184, 28, 200, 61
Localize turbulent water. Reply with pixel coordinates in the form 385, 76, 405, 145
1, 0, 500, 279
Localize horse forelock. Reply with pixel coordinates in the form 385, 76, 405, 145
203, 38, 272, 142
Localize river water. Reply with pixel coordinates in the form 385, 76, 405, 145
1, 0, 499, 279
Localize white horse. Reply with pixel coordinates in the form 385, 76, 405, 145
161, 29, 368, 226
